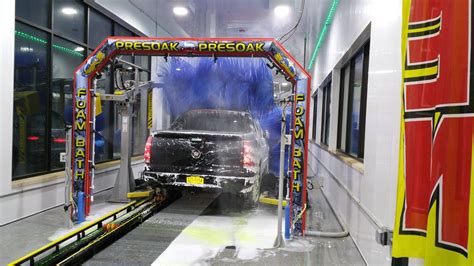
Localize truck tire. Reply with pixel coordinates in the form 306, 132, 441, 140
242, 192, 258, 208
241, 178, 260, 208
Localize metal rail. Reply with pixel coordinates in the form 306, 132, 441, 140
57, 201, 160, 265
8, 196, 158, 266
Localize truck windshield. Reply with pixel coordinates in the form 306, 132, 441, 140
171, 110, 253, 133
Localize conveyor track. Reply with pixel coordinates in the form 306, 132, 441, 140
8, 191, 175, 266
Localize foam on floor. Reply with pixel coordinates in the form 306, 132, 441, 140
152, 207, 278, 265
47, 202, 123, 243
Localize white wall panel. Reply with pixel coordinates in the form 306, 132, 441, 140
308, 0, 402, 264
0, 162, 145, 226
0, 0, 15, 197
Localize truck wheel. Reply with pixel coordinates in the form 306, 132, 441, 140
242, 179, 260, 208
242, 193, 258, 208
261, 173, 277, 194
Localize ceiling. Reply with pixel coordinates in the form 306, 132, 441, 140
129, 0, 311, 65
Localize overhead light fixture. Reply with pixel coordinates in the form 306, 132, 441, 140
308, 0, 340, 70
175, 68, 182, 71
74, 47, 84, 52
173, 6, 189, 16
16, 31, 83, 57
62, 7, 78, 15
274, 5, 290, 18
282, 82, 289, 86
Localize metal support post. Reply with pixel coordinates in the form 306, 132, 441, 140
139, 69, 148, 155
275, 102, 288, 247
109, 102, 136, 202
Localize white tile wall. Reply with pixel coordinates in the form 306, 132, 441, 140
308, 0, 402, 264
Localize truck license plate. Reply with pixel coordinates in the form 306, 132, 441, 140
186, 176, 204, 185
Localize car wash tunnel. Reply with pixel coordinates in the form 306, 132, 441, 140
2, 0, 474, 266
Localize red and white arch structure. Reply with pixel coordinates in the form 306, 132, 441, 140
72, 37, 311, 235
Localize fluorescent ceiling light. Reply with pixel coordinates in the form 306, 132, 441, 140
176, 68, 182, 71
173, 6, 189, 16
62, 7, 78, 15
274, 5, 290, 18
74, 47, 84, 52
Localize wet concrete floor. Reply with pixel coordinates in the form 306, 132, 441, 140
1, 183, 365, 265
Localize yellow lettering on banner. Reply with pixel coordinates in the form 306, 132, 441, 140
142, 42, 151, 50
217, 43, 226, 52
169, 42, 178, 51
295, 128, 304, 139
198, 43, 207, 51
115, 41, 124, 49
208, 43, 217, 52
295, 117, 303, 127
246, 43, 255, 52
196, 42, 264, 53
293, 170, 299, 180
76, 110, 86, 120
293, 182, 300, 192
296, 106, 304, 116
293, 159, 302, 169
76, 138, 85, 147
75, 149, 85, 158
125, 42, 133, 49
76, 100, 86, 109
226, 43, 235, 52
77, 159, 84, 169
76, 121, 85, 131
161, 42, 170, 51
236, 43, 246, 52
294, 148, 302, 157
151, 43, 160, 50
77, 88, 87, 97
76, 170, 84, 179
295, 94, 305, 102
133, 42, 142, 50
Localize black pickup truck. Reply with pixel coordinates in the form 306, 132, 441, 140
142, 109, 269, 206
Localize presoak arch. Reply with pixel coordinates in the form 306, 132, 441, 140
71, 37, 311, 235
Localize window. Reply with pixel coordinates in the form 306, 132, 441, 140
16, 0, 50, 27
89, 9, 112, 48
51, 37, 85, 170
337, 42, 370, 159
312, 92, 318, 141
135, 56, 151, 82
320, 76, 331, 146
53, 0, 86, 42
13, 1, 150, 179
13, 22, 50, 177
114, 23, 133, 63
